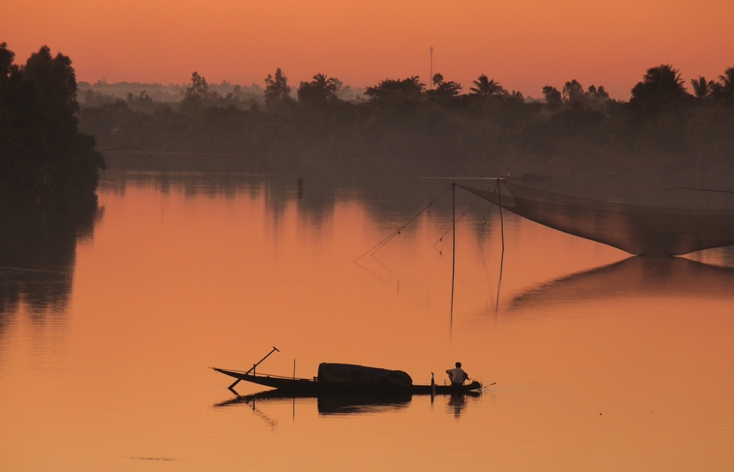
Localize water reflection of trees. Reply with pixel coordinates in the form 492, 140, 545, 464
100, 152, 474, 226
0, 203, 100, 330
509, 256, 734, 310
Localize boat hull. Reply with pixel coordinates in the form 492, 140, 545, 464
212, 367, 482, 395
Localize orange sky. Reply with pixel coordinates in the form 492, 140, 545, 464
4, 0, 734, 99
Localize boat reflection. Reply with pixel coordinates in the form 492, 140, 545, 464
214, 389, 412, 415
510, 256, 734, 310
214, 389, 482, 417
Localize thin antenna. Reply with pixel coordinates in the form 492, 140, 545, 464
430, 47, 434, 89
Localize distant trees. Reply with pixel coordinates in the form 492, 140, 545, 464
557, 80, 610, 112
364, 76, 425, 106
427, 73, 462, 100
126, 90, 156, 113
68, 59, 734, 178
362, 73, 471, 105
542, 86, 562, 109
509, 90, 524, 101
187, 72, 209, 99
562, 80, 584, 103
0, 43, 15, 78
0, 43, 104, 206
264, 68, 292, 105
587, 85, 609, 100
538, 79, 611, 115
297, 73, 339, 104
180, 71, 215, 111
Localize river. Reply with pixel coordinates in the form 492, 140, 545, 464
1, 157, 733, 471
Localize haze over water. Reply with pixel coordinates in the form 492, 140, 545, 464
2, 159, 733, 470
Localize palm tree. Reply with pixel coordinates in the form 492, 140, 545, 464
630, 64, 689, 116
715, 67, 734, 103
640, 64, 687, 97
311, 73, 338, 96
470, 74, 505, 97
690, 76, 714, 99
297, 73, 339, 103
720, 68, 734, 89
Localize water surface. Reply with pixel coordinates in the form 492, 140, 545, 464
1, 163, 733, 471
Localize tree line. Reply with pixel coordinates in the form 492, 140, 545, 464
4, 41, 734, 190
79, 62, 734, 178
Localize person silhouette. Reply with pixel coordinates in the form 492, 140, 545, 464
446, 362, 468, 386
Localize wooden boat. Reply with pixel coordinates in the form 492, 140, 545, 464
212, 363, 483, 396
214, 388, 482, 416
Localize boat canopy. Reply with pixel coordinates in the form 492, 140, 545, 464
317, 363, 413, 387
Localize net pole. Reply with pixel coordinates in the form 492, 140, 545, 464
451, 182, 456, 326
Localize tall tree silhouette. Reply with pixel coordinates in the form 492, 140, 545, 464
185, 72, 210, 99
181, 71, 214, 111
1, 43, 103, 206
0, 42, 18, 81
712, 67, 734, 105
630, 64, 689, 117
264, 68, 292, 105
542, 86, 562, 109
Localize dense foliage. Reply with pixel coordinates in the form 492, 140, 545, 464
0, 43, 104, 207
77, 64, 734, 177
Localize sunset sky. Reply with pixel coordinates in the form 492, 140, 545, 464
4, 0, 734, 99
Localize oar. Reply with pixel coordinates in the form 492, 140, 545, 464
229, 346, 280, 393
484, 382, 497, 389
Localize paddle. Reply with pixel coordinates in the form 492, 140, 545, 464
229, 346, 280, 393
